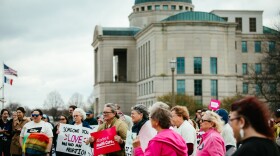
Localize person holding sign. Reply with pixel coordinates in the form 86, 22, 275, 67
72, 108, 91, 129
133, 102, 188, 156
90, 103, 128, 156
20, 109, 53, 156
196, 111, 225, 156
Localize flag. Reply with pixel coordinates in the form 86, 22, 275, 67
4, 76, 13, 85
4, 64, 18, 77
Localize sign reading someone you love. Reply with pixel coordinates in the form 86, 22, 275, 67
56, 124, 92, 156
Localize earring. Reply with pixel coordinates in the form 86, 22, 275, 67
239, 126, 244, 138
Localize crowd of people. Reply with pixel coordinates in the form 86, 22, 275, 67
0, 96, 280, 156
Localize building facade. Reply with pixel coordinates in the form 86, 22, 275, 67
92, 0, 277, 114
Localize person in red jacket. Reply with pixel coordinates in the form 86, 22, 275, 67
133, 102, 188, 156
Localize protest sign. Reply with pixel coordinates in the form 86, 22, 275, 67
91, 127, 121, 155
125, 131, 137, 156
90, 125, 99, 132
138, 121, 157, 151
56, 124, 92, 156
208, 99, 221, 111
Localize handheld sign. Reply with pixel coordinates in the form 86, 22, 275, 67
125, 131, 137, 156
208, 99, 221, 111
91, 127, 121, 155
56, 124, 92, 156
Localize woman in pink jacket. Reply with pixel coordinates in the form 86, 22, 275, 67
133, 102, 188, 156
196, 110, 226, 156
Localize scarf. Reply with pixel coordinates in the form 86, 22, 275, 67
132, 119, 148, 135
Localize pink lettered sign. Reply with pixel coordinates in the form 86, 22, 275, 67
208, 99, 221, 111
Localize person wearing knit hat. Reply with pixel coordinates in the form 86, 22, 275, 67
216, 109, 236, 155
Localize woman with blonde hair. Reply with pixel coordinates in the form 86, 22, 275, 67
196, 110, 225, 156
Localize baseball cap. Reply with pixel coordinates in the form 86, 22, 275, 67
86, 111, 93, 115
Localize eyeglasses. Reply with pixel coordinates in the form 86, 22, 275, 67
200, 119, 211, 123
103, 112, 113, 115
60, 118, 66, 120
32, 114, 40, 117
229, 117, 240, 122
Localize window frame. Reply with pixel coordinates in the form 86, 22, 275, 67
249, 18, 256, 32
194, 57, 202, 74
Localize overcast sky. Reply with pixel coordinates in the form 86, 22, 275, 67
0, 0, 279, 110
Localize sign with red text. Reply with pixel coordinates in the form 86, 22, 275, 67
208, 99, 221, 111
91, 127, 121, 155
56, 124, 93, 156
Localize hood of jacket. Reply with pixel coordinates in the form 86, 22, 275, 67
153, 129, 188, 155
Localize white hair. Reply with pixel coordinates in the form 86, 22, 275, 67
73, 108, 86, 120
149, 102, 170, 115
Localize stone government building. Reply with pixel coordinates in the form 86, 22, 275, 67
92, 0, 277, 114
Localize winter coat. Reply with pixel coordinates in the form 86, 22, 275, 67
134, 129, 188, 156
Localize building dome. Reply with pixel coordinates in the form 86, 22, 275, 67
135, 0, 192, 5
163, 11, 225, 22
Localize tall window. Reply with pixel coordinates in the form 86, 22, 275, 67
255, 41, 261, 53
177, 80, 185, 94
269, 41, 276, 52
242, 63, 248, 75
269, 64, 276, 74
249, 18, 256, 32
171, 5, 176, 10
194, 80, 202, 96
243, 83, 248, 94
163, 5, 168, 10
235, 17, 242, 31
194, 57, 202, 74
177, 57, 185, 74
242, 41, 247, 52
269, 83, 277, 94
255, 63, 262, 74
255, 84, 261, 95
211, 80, 218, 98
210, 57, 217, 74
155, 5, 160, 10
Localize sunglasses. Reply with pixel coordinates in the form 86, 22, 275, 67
200, 119, 211, 123
32, 114, 40, 117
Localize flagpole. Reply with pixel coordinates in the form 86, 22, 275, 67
2, 62, 4, 110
